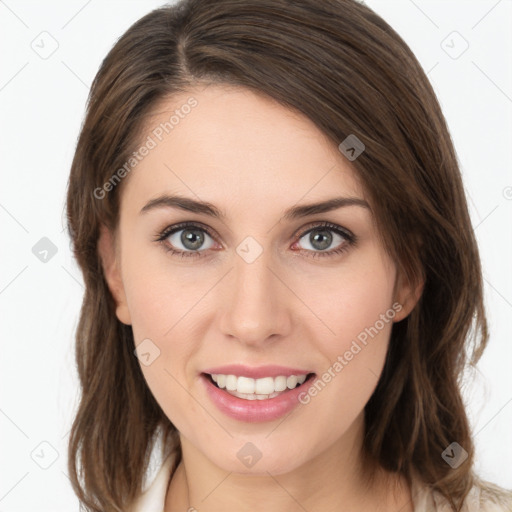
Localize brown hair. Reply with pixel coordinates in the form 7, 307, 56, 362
66, 1, 490, 510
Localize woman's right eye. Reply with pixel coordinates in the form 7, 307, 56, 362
156, 223, 217, 258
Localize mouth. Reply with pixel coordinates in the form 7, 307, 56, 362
202, 372, 316, 401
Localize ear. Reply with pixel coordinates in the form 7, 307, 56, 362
97, 224, 132, 325
392, 269, 425, 323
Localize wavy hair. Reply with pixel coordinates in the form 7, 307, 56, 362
66, 1, 489, 510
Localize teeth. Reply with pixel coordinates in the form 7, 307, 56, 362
255, 377, 274, 394
225, 374, 237, 391
274, 375, 287, 392
238, 376, 255, 394
287, 375, 298, 389
210, 373, 309, 397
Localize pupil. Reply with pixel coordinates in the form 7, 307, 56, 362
311, 230, 332, 250
181, 229, 204, 250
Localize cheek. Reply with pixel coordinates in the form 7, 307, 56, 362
301, 249, 396, 355
292, 277, 396, 456
125, 269, 198, 376
121, 236, 196, 341
119, 244, 213, 429
296, 247, 396, 410
126, 273, 200, 433
332, 278, 395, 355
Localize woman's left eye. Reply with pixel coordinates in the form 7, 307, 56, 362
292, 223, 356, 258
155, 221, 356, 259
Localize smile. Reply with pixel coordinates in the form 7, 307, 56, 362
200, 367, 317, 422
207, 373, 311, 400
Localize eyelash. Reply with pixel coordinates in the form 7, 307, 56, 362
154, 221, 357, 259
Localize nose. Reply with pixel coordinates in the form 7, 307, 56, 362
218, 249, 293, 347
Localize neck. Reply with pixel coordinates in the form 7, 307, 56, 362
165, 414, 413, 512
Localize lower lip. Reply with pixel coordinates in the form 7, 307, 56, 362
201, 373, 316, 423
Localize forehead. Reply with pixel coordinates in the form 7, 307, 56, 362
122, 84, 367, 215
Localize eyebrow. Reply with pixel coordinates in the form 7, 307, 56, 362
140, 194, 370, 220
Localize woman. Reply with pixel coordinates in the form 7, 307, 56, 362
65, 0, 512, 511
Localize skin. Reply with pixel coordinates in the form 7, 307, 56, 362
99, 84, 423, 511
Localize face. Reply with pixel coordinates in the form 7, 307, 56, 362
100, 84, 417, 476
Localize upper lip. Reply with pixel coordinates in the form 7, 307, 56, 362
202, 364, 314, 379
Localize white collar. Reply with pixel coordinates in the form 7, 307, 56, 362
128, 452, 175, 512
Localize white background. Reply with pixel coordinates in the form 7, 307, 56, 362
0, 1, 511, 510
